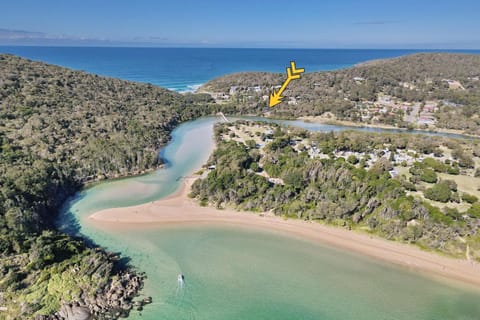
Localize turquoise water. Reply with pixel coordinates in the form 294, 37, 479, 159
58, 117, 216, 233
2, 47, 479, 92
86, 224, 480, 320
58, 117, 480, 319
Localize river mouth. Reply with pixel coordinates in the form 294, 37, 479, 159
57, 116, 480, 320
74, 222, 480, 320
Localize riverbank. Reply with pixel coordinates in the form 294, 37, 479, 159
89, 177, 480, 289
298, 115, 478, 138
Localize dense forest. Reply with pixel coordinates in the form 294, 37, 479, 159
200, 53, 480, 134
0, 54, 216, 319
191, 121, 480, 260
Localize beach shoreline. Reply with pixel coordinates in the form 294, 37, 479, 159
88, 176, 480, 289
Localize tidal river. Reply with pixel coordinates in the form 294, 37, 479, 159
57, 117, 480, 320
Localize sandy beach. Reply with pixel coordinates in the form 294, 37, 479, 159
89, 177, 480, 288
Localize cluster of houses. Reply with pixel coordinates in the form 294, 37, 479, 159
212, 78, 456, 129
212, 85, 299, 105
207, 76, 468, 128
351, 76, 468, 127
355, 94, 440, 126
212, 122, 459, 183
417, 102, 438, 126
299, 142, 455, 178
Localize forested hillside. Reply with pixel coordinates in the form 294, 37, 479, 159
200, 53, 480, 134
0, 54, 215, 319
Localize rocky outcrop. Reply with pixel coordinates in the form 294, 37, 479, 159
58, 305, 91, 320
35, 271, 150, 320
77, 271, 151, 320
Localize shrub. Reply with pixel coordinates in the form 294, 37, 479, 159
420, 168, 438, 183
401, 180, 417, 191
347, 155, 359, 164
459, 154, 475, 168
462, 193, 478, 204
424, 202, 453, 224
409, 175, 421, 184
423, 157, 447, 172
424, 182, 452, 203
249, 162, 260, 172
467, 203, 480, 218
245, 139, 256, 149
282, 168, 304, 189
442, 179, 457, 191
447, 165, 460, 175
359, 159, 367, 168
450, 192, 461, 203
443, 207, 461, 220
433, 148, 443, 157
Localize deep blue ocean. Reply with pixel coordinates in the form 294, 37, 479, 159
1, 46, 479, 92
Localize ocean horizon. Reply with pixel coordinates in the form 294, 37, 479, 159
2, 46, 480, 92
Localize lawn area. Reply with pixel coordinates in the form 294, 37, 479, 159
438, 173, 480, 197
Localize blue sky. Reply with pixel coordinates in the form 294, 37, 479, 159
1, 0, 480, 48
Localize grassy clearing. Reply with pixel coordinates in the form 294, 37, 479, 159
438, 173, 480, 197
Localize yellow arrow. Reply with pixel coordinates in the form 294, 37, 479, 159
290, 61, 305, 75
269, 61, 305, 108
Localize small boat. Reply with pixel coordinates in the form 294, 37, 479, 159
177, 274, 184, 282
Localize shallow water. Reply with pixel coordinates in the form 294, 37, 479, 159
89, 224, 480, 320
58, 117, 480, 319
58, 117, 216, 234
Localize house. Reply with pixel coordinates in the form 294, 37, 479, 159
268, 177, 284, 185
442, 100, 462, 108
423, 104, 437, 113
229, 86, 238, 94
248, 86, 262, 93
288, 97, 298, 105
389, 169, 398, 178
417, 116, 435, 125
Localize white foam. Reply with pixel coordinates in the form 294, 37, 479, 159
178, 83, 204, 94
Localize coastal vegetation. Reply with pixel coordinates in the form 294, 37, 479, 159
2, 52, 480, 318
200, 53, 480, 135
191, 121, 480, 260
0, 54, 216, 319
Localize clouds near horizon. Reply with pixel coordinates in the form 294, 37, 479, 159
1, 1, 480, 48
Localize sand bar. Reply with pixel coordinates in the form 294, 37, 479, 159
89, 178, 480, 289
